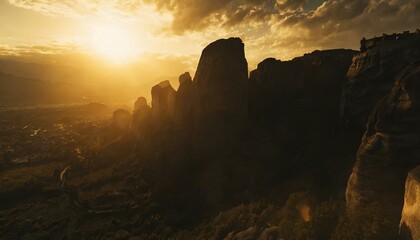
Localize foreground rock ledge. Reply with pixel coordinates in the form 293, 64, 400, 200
401, 166, 420, 240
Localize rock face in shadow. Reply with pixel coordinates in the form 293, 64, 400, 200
249, 49, 356, 157
341, 32, 420, 135
151, 80, 176, 121
134, 96, 147, 112
400, 166, 420, 240
175, 72, 194, 126
132, 40, 358, 213
346, 64, 420, 223
193, 37, 248, 124
132, 97, 151, 132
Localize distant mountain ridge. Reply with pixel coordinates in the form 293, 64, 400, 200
0, 58, 81, 83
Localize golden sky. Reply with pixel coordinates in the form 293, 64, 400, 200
0, 0, 419, 84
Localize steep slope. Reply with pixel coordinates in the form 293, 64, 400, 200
248, 49, 357, 181
249, 49, 356, 137
193, 37, 248, 124
341, 32, 420, 135
346, 64, 420, 226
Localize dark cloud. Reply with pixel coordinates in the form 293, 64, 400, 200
146, 0, 309, 33
278, 0, 420, 42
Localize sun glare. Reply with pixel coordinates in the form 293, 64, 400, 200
89, 24, 137, 63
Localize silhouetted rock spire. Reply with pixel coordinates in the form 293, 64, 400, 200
132, 97, 151, 132
175, 72, 194, 125
151, 80, 176, 121
193, 37, 248, 123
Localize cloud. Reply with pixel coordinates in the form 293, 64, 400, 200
7, 0, 144, 18
6, 0, 420, 65
0, 43, 79, 57
7, 0, 307, 32
275, 0, 420, 49
145, 0, 309, 33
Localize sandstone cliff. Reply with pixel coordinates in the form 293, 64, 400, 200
400, 166, 420, 240
112, 108, 131, 131
132, 97, 151, 132
248, 49, 356, 169
174, 72, 194, 126
129, 34, 420, 238
193, 37, 248, 124
249, 49, 355, 131
341, 32, 420, 135
346, 64, 420, 224
151, 80, 176, 122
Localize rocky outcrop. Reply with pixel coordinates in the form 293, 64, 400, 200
112, 109, 131, 131
400, 166, 420, 240
175, 72, 194, 126
151, 80, 176, 121
248, 49, 356, 149
193, 37, 248, 123
346, 64, 420, 223
134, 97, 148, 112
132, 97, 151, 132
341, 31, 420, 134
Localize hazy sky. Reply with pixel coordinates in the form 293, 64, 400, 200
1, 0, 419, 79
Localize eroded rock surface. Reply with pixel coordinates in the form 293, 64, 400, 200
346, 64, 420, 223
341, 32, 420, 134
400, 166, 420, 240
248, 49, 356, 160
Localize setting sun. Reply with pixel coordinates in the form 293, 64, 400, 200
89, 24, 137, 63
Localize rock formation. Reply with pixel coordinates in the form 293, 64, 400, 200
346, 64, 420, 223
175, 72, 194, 126
341, 31, 420, 134
400, 166, 420, 240
132, 97, 151, 132
193, 37, 248, 124
151, 80, 176, 122
134, 96, 148, 112
112, 108, 131, 131
248, 49, 356, 159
